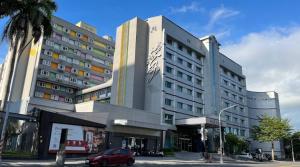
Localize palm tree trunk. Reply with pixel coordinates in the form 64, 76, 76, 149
272, 141, 275, 161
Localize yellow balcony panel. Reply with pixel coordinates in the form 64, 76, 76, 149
94, 40, 106, 48
91, 65, 104, 73
70, 30, 76, 37
52, 52, 59, 59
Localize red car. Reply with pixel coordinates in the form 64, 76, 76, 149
86, 148, 135, 166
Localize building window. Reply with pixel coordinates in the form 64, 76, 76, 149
223, 79, 228, 85
239, 87, 243, 92
58, 64, 65, 70
240, 107, 244, 112
196, 66, 202, 74
178, 44, 183, 51
164, 113, 173, 125
35, 92, 44, 98
232, 94, 236, 100
177, 102, 183, 109
224, 90, 229, 96
233, 117, 238, 123
166, 52, 173, 60
165, 81, 173, 89
239, 97, 244, 103
177, 85, 183, 92
187, 62, 192, 69
177, 57, 183, 64
186, 88, 192, 95
241, 119, 245, 125
177, 71, 183, 78
165, 98, 172, 106
166, 36, 173, 45
52, 85, 60, 90
226, 115, 230, 121
196, 79, 202, 86
196, 107, 203, 115
240, 130, 245, 136
42, 59, 51, 66
187, 75, 192, 81
166, 66, 173, 74
186, 104, 193, 112
225, 102, 230, 107
231, 83, 236, 89
196, 92, 202, 99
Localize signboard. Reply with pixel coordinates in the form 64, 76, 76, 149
48, 123, 105, 153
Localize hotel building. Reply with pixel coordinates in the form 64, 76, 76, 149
0, 15, 283, 158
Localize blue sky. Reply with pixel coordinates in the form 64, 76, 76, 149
1, 0, 300, 129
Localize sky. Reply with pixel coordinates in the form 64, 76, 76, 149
1, 0, 300, 129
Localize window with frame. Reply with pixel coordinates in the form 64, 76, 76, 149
196, 66, 202, 74
225, 115, 231, 121
177, 85, 183, 92
164, 98, 172, 106
177, 57, 183, 64
165, 81, 173, 89
240, 130, 245, 136
35, 92, 44, 98
224, 90, 229, 96
224, 102, 230, 107
177, 71, 183, 78
164, 113, 173, 125
186, 75, 192, 81
187, 62, 192, 69
42, 59, 50, 66
186, 104, 193, 112
196, 79, 202, 86
166, 66, 173, 74
166, 52, 173, 60
223, 79, 228, 85
196, 107, 203, 115
196, 92, 202, 99
186, 88, 192, 95
177, 102, 183, 109
241, 119, 245, 125
178, 44, 183, 51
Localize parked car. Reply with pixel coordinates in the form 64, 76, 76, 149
237, 152, 253, 160
86, 148, 135, 167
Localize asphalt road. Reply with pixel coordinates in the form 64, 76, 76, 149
2, 158, 300, 167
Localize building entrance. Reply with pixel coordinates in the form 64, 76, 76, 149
178, 136, 192, 152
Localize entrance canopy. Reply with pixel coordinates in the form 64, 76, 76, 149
175, 116, 226, 128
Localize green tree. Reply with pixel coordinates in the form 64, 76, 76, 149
0, 0, 57, 160
224, 133, 249, 154
252, 115, 291, 160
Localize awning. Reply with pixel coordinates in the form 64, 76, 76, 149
175, 117, 226, 128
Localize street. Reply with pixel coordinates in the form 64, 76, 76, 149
2, 157, 300, 167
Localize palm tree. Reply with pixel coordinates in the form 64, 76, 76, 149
0, 0, 57, 162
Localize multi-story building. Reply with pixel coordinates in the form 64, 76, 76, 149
0, 15, 283, 158
77, 16, 282, 155
0, 16, 114, 110
247, 91, 283, 157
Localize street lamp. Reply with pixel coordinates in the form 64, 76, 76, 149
219, 104, 238, 164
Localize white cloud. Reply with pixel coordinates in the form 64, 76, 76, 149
206, 5, 239, 30
221, 26, 300, 129
170, 2, 204, 14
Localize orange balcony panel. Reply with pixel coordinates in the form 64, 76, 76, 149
91, 65, 104, 73
43, 93, 51, 99
78, 70, 84, 76
51, 62, 58, 69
